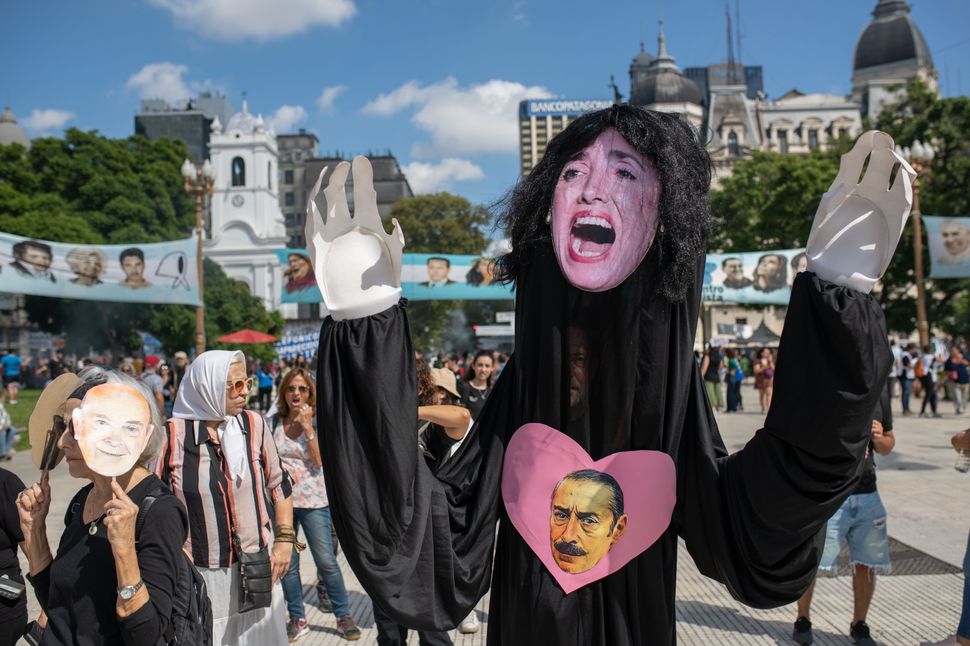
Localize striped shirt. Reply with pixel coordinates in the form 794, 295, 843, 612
156, 410, 293, 569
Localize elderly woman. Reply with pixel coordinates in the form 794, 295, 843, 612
272, 367, 360, 642
16, 370, 187, 645
157, 350, 295, 645
66, 247, 107, 286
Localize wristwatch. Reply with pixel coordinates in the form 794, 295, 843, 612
305, 432, 317, 441
118, 580, 145, 600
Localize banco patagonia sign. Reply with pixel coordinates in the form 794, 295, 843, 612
521, 99, 615, 118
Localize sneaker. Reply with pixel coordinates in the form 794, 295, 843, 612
459, 610, 481, 634
336, 615, 361, 641
316, 580, 332, 612
850, 620, 876, 646
287, 617, 309, 643
793, 616, 814, 645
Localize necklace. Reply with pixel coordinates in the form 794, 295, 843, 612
88, 514, 105, 535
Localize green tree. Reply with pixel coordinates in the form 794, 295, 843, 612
874, 80, 970, 341
1, 130, 281, 355
385, 193, 493, 351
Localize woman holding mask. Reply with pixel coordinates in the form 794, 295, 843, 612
273, 368, 360, 642
16, 371, 187, 645
158, 350, 295, 645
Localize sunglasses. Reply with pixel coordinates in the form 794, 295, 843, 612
226, 376, 258, 395
287, 385, 309, 394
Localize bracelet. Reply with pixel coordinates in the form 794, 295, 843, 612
274, 535, 306, 552
305, 432, 317, 441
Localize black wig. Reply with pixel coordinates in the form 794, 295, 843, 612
495, 105, 712, 302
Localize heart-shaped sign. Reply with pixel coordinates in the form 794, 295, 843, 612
502, 423, 676, 594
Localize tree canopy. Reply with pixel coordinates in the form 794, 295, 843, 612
0, 129, 281, 356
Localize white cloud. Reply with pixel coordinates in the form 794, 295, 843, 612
267, 105, 308, 133
20, 109, 76, 133
126, 62, 192, 103
316, 85, 347, 113
402, 158, 485, 194
363, 77, 553, 156
148, 0, 356, 41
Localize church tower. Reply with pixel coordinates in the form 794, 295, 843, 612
205, 100, 291, 314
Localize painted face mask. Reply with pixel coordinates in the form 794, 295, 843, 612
551, 128, 661, 292
72, 383, 153, 477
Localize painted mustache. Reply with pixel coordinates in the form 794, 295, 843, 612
553, 540, 587, 557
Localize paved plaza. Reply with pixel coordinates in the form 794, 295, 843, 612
7, 383, 968, 644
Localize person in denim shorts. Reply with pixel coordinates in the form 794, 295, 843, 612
793, 383, 895, 646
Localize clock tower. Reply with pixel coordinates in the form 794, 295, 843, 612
205, 100, 291, 313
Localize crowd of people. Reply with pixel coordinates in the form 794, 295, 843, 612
0, 333, 967, 644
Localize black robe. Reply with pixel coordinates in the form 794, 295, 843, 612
316, 243, 889, 645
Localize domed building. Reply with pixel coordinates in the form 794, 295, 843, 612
629, 24, 704, 130
628, 46, 654, 93
0, 107, 31, 150
851, 0, 937, 118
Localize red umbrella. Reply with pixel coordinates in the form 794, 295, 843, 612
215, 329, 278, 344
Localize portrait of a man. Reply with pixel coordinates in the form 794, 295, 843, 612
72, 383, 154, 477
66, 247, 107, 286
420, 257, 455, 288
10, 240, 56, 282
937, 219, 970, 264
721, 257, 752, 289
118, 247, 152, 289
550, 468, 628, 574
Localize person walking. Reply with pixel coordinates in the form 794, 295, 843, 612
1, 350, 22, 406
901, 343, 917, 416
272, 367, 361, 642
724, 348, 743, 413
458, 351, 494, 421
700, 345, 724, 413
919, 344, 942, 418
753, 348, 775, 414
256, 364, 274, 413
793, 378, 895, 646
945, 347, 969, 415
158, 350, 295, 645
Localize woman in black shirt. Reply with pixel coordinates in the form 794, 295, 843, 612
0, 466, 27, 646
16, 371, 187, 646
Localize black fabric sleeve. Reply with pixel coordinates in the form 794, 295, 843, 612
117, 495, 187, 645
27, 562, 52, 611
679, 273, 891, 608
317, 302, 501, 630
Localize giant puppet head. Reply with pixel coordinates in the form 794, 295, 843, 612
71, 383, 154, 477
498, 105, 711, 297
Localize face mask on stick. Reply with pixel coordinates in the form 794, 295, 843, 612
72, 383, 153, 477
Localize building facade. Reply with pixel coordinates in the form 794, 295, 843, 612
301, 153, 414, 222
277, 130, 319, 249
134, 92, 234, 163
518, 99, 615, 177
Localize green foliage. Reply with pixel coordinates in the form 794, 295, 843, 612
386, 193, 494, 351
1, 130, 281, 356
874, 80, 970, 340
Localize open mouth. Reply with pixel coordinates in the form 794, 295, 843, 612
569, 213, 616, 261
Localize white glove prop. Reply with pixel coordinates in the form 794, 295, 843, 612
305, 156, 405, 320
805, 130, 916, 294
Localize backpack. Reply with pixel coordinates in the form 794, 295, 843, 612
136, 489, 213, 646
914, 356, 926, 378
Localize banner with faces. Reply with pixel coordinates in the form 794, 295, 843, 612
925, 216, 970, 279
0, 232, 201, 306
702, 248, 808, 305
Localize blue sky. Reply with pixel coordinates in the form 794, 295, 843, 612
3, 0, 968, 206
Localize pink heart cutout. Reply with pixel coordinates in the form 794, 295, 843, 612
502, 423, 676, 594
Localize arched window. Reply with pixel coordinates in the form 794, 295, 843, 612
727, 131, 739, 157
231, 157, 246, 187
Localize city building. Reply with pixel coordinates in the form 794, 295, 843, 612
134, 91, 234, 163
277, 129, 319, 248
629, 24, 704, 131
758, 90, 863, 155
518, 99, 615, 177
684, 64, 764, 107
204, 100, 292, 316
301, 152, 414, 225
0, 106, 31, 150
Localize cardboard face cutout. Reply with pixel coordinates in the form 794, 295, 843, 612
502, 423, 676, 594
71, 383, 153, 477
551, 129, 660, 292
29, 373, 82, 469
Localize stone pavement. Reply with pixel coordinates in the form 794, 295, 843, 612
7, 382, 968, 644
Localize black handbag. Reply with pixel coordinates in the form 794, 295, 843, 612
236, 547, 273, 613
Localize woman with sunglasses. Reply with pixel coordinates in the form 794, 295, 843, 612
16, 369, 186, 646
158, 350, 295, 645
272, 368, 361, 642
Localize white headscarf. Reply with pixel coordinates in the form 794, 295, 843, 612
173, 350, 248, 479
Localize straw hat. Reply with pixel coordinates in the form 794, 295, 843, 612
29, 373, 81, 469
430, 368, 461, 399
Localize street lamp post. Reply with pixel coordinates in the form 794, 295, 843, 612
898, 140, 936, 348
181, 158, 215, 357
